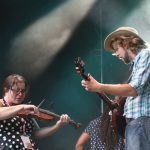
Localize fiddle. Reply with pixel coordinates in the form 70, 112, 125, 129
18, 108, 81, 129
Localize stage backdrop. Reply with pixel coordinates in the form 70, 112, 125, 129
0, 0, 148, 149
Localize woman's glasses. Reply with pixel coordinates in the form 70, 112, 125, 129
11, 86, 27, 94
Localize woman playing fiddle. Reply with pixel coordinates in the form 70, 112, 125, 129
0, 74, 70, 150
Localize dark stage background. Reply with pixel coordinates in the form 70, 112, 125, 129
0, 0, 149, 149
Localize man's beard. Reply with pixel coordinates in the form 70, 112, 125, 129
122, 51, 131, 64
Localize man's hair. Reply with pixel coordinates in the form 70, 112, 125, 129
3, 74, 29, 97
110, 35, 146, 54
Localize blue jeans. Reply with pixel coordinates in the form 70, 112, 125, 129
125, 116, 150, 150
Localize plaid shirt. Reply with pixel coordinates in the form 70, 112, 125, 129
124, 48, 150, 119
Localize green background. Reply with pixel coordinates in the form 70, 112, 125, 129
0, 0, 144, 149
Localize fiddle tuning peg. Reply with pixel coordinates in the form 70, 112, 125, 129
69, 119, 82, 129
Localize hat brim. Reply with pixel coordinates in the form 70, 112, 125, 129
104, 30, 144, 52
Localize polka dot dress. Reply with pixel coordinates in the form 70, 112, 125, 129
0, 102, 39, 150
85, 116, 125, 150
0, 116, 39, 150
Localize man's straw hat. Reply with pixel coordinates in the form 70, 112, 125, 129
104, 27, 144, 52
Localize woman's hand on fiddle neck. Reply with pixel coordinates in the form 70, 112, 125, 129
56, 114, 70, 128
